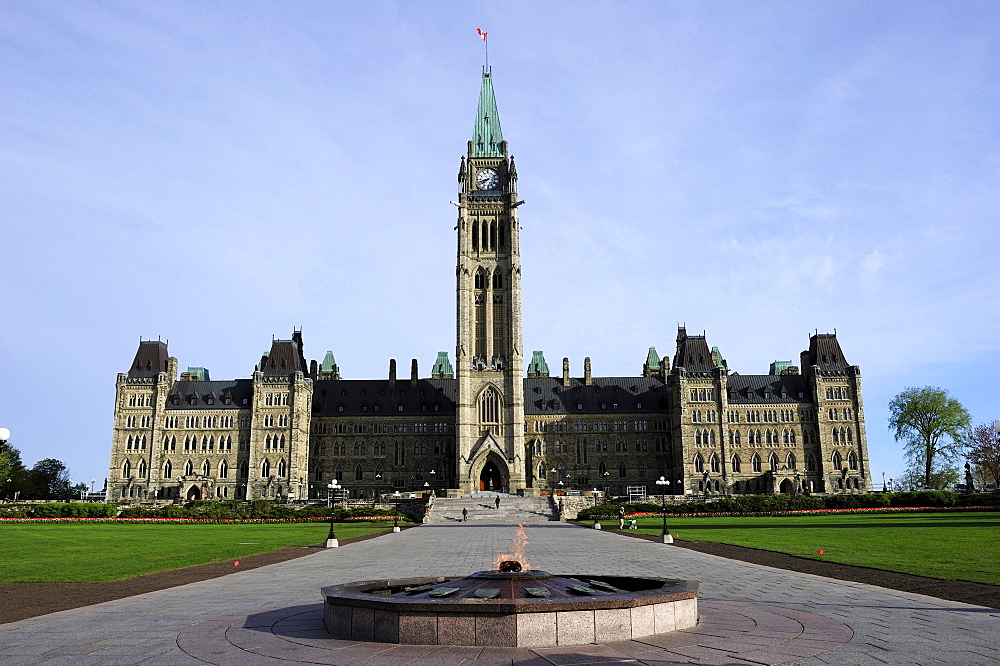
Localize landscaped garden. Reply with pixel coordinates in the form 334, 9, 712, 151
592, 511, 1000, 585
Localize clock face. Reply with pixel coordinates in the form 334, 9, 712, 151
476, 168, 499, 190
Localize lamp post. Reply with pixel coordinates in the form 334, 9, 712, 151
392, 490, 402, 533
325, 479, 341, 548
882, 470, 886, 493
656, 476, 672, 544
592, 488, 602, 530
889, 477, 893, 493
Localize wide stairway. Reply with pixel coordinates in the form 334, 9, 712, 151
425, 494, 556, 524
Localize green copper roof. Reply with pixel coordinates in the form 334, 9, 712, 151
645, 347, 660, 369
186, 366, 210, 381
712, 346, 727, 369
321, 350, 337, 372
431, 351, 453, 376
527, 350, 549, 376
769, 360, 793, 375
472, 71, 504, 157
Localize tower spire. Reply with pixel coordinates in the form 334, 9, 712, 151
472, 71, 504, 157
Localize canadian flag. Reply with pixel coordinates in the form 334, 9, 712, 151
477, 28, 487, 42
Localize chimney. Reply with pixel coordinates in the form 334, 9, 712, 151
411, 359, 418, 386
389, 359, 397, 387
562, 357, 570, 385
309, 359, 318, 380
584, 357, 592, 385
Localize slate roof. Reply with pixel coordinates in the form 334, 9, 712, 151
127, 341, 169, 378
803, 333, 850, 371
524, 377, 670, 415
726, 374, 810, 403
672, 329, 715, 373
312, 379, 458, 417
166, 380, 254, 410
261, 337, 308, 377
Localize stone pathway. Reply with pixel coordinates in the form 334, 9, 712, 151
0, 523, 997, 665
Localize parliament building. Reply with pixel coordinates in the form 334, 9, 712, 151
108, 72, 872, 503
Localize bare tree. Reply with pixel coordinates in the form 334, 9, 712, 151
968, 422, 1000, 486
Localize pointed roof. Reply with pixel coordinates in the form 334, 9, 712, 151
645, 347, 661, 370
431, 351, 453, 377
472, 71, 504, 157
321, 350, 337, 373
527, 350, 550, 377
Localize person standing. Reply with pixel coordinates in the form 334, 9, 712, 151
495, 496, 500, 510
462, 507, 469, 522
618, 505, 626, 530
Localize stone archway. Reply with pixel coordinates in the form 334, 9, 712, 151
480, 461, 503, 491
186, 485, 202, 501
779, 478, 794, 494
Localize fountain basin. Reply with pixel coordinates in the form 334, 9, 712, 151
322, 570, 697, 647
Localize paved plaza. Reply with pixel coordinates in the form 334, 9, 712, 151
1, 522, 998, 664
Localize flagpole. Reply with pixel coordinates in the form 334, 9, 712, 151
485, 34, 489, 70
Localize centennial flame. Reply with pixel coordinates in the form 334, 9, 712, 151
493, 524, 530, 571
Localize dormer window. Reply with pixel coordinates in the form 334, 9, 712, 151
242, 397, 249, 405
577, 403, 583, 410
374, 404, 381, 413
223, 396, 232, 405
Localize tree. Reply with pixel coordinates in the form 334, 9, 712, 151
888, 386, 970, 489
27, 458, 72, 500
968, 422, 1000, 486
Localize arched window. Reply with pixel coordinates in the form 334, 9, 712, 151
832, 428, 840, 443
219, 460, 229, 479
789, 431, 796, 444
277, 459, 287, 478
783, 430, 789, 444
786, 453, 796, 469
766, 430, 773, 444
202, 460, 210, 476
708, 430, 716, 445
848, 451, 858, 470
261, 459, 270, 478
493, 271, 503, 289
538, 463, 545, 480
472, 220, 479, 251
710, 454, 720, 473
618, 461, 627, 478
638, 460, 647, 478
122, 459, 131, 478
479, 386, 502, 435
846, 428, 853, 442
240, 460, 249, 478
806, 453, 817, 472
280, 434, 286, 449
695, 431, 702, 445
208, 435, 214, 450
731, 455, 741, 473
335, 467, 343, 482
163, 460, 172, 478
598, 461, 607, 477
769, 453, 779, 471
354, 464, 363, 481
693, 454, 704, 473
832, 451, 843, 470
474, 269, 485, 289
141, 435, 146, 449
185, 460, 193, 476
265, 434, 272, 449
752, 454, 762, 472
138, 460, 147, 478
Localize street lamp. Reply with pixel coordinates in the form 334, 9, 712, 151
325, 479, 341, 548
882, 470, 886, 493
889, 477, 893, 493
656, 476, 672, 544
392, 490, 402, 533
592, 488, 602, 530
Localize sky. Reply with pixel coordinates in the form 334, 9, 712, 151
2, 1, 998, 492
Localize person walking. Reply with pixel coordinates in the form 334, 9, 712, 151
462, 507, 468, 522
618, 505, 626, 530
495, 496, 500, 510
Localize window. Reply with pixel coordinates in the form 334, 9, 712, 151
693, 454, 704, 473
202, 460, 210, 476
355, 464, 363, 481
710, 454, 720, 473
219, 460, 229, 479
848, 451, 858, 470
786, 453, 796, 469
769, 454, 779, 471
479, 386, 502, 435
731, 455, 741, 473
277, 459, 287, 478
751, 454, 761, 473
261, 459, 271, 477
806, 453, 817, 472
164, 460, 172, 478
832, 451, 843, 470
618, 461, 626, 478
121, 460, 132, 478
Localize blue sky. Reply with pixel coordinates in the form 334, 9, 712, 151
2, 1, 998, 491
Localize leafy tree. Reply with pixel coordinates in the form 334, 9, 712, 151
889, 386, 970, 489
897, 465, 960, 491
27, 458, 72, 500
968, 422, 1000, 486
0, 442, 29, 500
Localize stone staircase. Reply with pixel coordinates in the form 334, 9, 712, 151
425, 494, 556, 524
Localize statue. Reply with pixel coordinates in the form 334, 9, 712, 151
964, 462, 975, 493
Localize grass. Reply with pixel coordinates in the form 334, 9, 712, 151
0, 521, 397, 583
597, 512, 1000, 585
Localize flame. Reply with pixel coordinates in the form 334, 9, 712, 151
493, 524, 530, 571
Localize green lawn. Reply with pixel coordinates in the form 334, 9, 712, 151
0, 522, 396, 583
597, 512, 1000, 585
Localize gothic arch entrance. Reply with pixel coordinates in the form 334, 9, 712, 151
186, 485, 202, 501
480, 461, 503, 492
779, 478, 794, 494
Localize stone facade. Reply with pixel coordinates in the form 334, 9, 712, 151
107, 71, 872, 502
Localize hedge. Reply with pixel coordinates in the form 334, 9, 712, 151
0, 503, 119, 519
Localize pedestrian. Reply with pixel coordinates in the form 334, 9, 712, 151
495, 496, 500, 510
618, 505, 626, 530
462, 507, 468, 522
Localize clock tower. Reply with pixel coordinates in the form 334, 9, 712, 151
454, 70, 526, 494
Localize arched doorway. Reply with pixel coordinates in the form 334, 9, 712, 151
480, 461, 503, 492
779, 478, 793, 494
186, 485, 202, 501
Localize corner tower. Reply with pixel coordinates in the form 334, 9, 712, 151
455, 70, 526, 493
